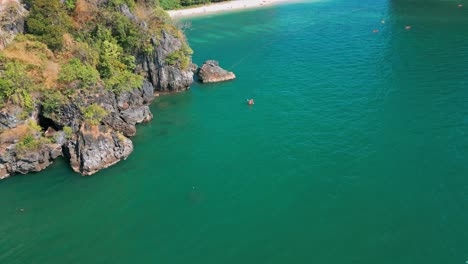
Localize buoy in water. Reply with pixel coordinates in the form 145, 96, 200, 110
373, 29, 379, 33
458, 4, 463, 7
381, 20, 385, 24
247, 99, 254, 105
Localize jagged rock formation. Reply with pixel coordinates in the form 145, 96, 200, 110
0, 131, 62, 179
0, 105, 24, 129
138, 30, 194, 92
53, 81, 154, 176
64, 124, 133, 176
0, 0, 27, 50
0, 82, 155, 178
197, 60, 236, 83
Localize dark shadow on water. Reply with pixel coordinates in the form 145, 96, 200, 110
158, 129, 169, 136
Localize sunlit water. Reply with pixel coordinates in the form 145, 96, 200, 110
1, 0, 467, 263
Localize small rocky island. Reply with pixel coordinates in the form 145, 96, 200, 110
197, 60, 236, 83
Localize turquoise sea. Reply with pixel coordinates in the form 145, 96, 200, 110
1, 0, 468, 263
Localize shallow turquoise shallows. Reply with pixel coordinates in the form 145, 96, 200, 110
1, 0, 468, 263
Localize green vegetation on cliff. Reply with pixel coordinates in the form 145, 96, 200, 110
0, 0, 190, 118
0, 61, 34, 110
0, 0, 195, 178
13, 120, 50, 154
59, 58, 99, 86
25, 0, 72, 51
159, 0, 231, 10
82, 104, 108, 126
165, 43, 193, 69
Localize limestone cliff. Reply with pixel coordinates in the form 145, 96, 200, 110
0, 0, 27, 50
0, 1, 194, 178
64, 124, 133, 176
138, 30, 194, 92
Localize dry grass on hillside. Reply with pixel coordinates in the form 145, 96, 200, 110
0, 0, 21, 13
1, 40, 61, 88
2, 41, 52, 66
0, 124, 29, 144
2, 40, 60, 88
73, 0, 97, 28
135, 4, 151, 21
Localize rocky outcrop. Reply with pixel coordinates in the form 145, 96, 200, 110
50, 80, 154, 135
0, 80, 155, 179
64, 124, 133, 176
104, 80, 154, 137
0, 105, 24, 129
197, 60, 236, 83
0, 119, 65, 180
137, 30, 194, 92
56, 83, 154, 174
0, 2, 195, 179
116, 81, 154, 122
117, 3, 138, 23
0, 140, 62, 179
0, 0, 27, 50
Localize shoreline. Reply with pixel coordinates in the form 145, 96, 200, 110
167, 0, 303, 18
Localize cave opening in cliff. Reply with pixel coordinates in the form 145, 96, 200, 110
37, 111, 61, 132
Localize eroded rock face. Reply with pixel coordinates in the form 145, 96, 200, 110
138, 30, 194, 92
0, 0, 27, 50
57, 84, 153, 174
61, 84, 153, 175
50, 81, 155, 137
64, 125, 133, 176
0, 142, 62, 179
0, 105, 24, 129
120, 106, 152, 125
117, 3, 137, 23
103, 113, 136, 137
0, 81, 155, 179
108, 81, 155, 136
197, 60, 236, 83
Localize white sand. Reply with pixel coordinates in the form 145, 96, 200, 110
167, 0, 302, 18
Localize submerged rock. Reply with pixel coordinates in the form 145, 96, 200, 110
197, 60, 236, 83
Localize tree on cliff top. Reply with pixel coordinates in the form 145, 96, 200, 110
25, 0, 72, 51
159, 0, 230, 10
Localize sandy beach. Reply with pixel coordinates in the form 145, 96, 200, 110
167, 0, 302, 18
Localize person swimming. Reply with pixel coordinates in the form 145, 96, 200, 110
247, 99, 255, 105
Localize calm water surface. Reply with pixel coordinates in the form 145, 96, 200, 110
1, 0, 468, 263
